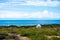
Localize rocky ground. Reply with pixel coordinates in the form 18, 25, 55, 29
8, 33, 31, 40
0, 33, 31, 40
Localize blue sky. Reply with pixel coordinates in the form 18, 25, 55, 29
0, 0, 60, 20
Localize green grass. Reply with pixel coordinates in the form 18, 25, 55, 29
0, 27, 60, 40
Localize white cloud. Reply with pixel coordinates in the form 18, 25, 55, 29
0, 0, 60, 7
20, 0, 60, 6
0, 11, 29, 19
0, 10, 60, 20
0, 0, 59, 20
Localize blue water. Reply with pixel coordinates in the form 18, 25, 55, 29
0, 20, 60, 26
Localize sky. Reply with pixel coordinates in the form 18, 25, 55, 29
0, 0, 60, 20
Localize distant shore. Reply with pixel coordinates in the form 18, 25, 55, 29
0, 20, 60, 26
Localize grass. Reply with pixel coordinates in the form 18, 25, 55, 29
0, 26, 60, 40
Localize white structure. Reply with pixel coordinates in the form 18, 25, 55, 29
36, 24, 41, 28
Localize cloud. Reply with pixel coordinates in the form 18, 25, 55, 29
0, 10, 60, 20
0, 11, 29, 19
20, 0, 60, 6
0, 0, 60, 7
0, 0, 59, 20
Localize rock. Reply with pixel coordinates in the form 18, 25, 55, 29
0, 34, 8, 40
20, 37, 31, 40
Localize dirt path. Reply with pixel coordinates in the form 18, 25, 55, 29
16, 34, 31, 40
47, 36, 60, 39
8, 33, 31, 40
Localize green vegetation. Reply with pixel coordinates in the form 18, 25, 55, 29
0, 24, 60, 40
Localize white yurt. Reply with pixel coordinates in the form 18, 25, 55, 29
36, 24, 41, 28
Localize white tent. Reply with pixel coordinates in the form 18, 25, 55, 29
36, 24, 41, 28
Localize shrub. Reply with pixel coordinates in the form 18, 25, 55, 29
51, 37, 60, 40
